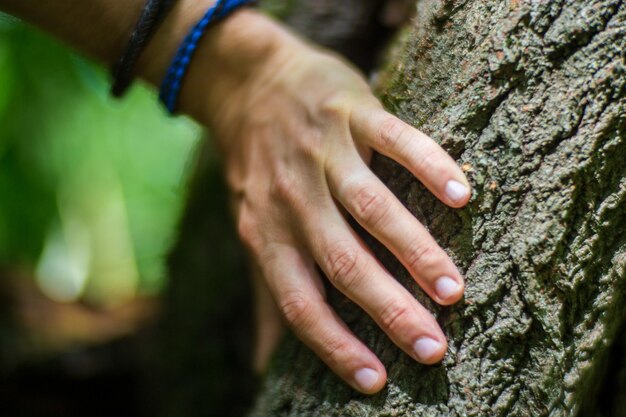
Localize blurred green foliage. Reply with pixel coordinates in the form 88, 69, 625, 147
261, 0, 296, 18
0, 17, 201, 303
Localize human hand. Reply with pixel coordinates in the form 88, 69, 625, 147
0, 0, 469, 395
174, 10, 471, 394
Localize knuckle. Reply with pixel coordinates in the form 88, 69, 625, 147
322, 336, 355, 367
298, 132, 324, 162
236, 212, 260, 250
270, 170, 297, 203
348, 183, 390, 227
412, 148, 440, 174
405, 240, 439, 272
320, 92, 352, 119
377, 117, 406, 150
324, 244, 362, 291
379, 299, 412, 334
280, 292, 315, 329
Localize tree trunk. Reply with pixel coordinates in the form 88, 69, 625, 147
251, 0, 626, 416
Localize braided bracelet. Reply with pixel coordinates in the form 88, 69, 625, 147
111, 0, 177, 98
159, 0, 256, 114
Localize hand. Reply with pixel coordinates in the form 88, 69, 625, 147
181, 11, 472, 394
0, 0, 469, 395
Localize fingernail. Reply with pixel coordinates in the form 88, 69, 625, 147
445, 180, 470, 202
435, 276, 461, 300
354, 368, 379, 391
413, 337, 443, 362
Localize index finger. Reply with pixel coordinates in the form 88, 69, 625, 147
350, 105, 472, 208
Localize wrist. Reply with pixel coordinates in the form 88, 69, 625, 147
136, 1, 292, 125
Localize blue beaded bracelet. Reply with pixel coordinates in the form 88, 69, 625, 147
159, 0, 255, 113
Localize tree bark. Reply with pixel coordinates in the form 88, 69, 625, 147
251, 1, 626, 416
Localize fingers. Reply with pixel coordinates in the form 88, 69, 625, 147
260, 243, 387, 394
326, 158, 464, 305
251, 266, 284, 373
298, 205, 448, 366
349, 105, 471, 208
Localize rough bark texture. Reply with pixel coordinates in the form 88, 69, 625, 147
251, 1, 626, 416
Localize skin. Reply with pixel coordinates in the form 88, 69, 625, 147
0, 0, 471, 394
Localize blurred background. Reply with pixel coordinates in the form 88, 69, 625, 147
0, 13, 206, 416
0, 14, 200, 304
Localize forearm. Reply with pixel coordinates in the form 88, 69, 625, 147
0, 0, 145, 65
0, 0, 290, 125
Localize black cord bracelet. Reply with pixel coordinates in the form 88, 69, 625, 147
111, 0, 177, 98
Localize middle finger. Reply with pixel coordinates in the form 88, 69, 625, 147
296, 198, 448, 364
326, 154, 465, 305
